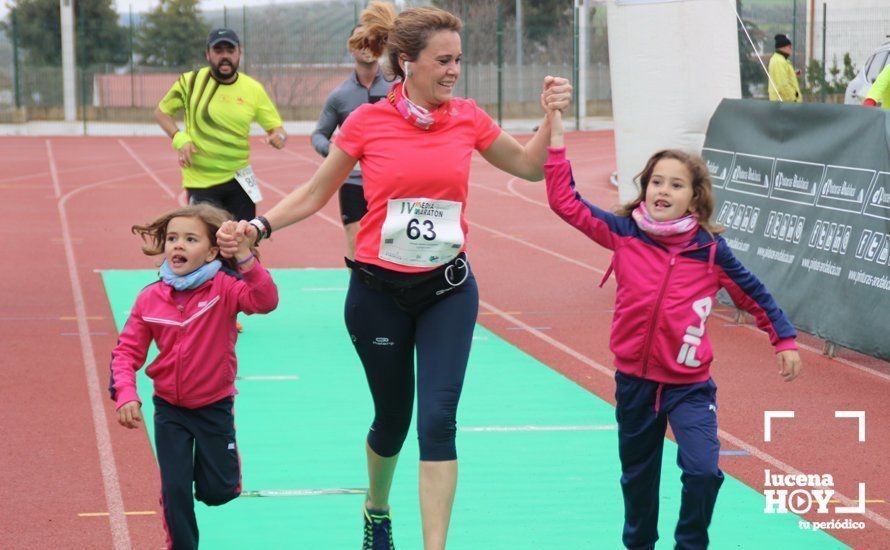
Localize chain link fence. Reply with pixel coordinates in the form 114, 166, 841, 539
1, 0, 887, 126
0, 0, 609, 126
736, 0, 890, 103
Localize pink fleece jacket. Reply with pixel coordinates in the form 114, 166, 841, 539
108, 261, 278, 409
545, 147, 797, 384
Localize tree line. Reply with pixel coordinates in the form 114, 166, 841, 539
2, 0, 208, 68
2, 0, 601, 70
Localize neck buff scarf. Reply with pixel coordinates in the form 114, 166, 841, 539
387, 81, 451, 131
159, 259, 222, 291
632, 202, 699, 237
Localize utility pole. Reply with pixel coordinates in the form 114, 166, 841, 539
578, 0, 588, 121
516, 0, 523, 103
60, 0, 77, 121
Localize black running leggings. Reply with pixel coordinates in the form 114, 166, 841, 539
344, 269, 478, 461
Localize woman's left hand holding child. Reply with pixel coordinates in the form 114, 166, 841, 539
219, 220, 255, 268
217, 220, 258, 260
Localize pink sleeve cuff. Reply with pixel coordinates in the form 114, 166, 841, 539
239, 259, 268, 280
774, 338, 798, 353
546, 146, 567, 163
115, 389, 141, 410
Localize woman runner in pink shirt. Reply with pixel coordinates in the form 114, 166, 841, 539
218, 2, 571, 548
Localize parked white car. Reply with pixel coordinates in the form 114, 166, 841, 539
845, 40, 890, 105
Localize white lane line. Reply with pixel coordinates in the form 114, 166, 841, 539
460, 425, 617, 432
255, 176, 341, 228
260, 150, 890, 392
718, 429, 888, 528
280, 147, 328, 167
471, 214, 888, 382
2, 159, 137, 186
301, 287, 348, 292
477, 162, 888, 382
78, 510, 157, 517
241, 488, 367, 497
146, 144, 888, 527
477, 298, 890, 530
469, 180, 514, 197
236, 375, 299, 381
480, 300, 614, 378
271, 147, 887, 384
51, 156, 132, 549
711, 311, 890, 384
117, 139, 178, 200
468, 219, 607, 276
505, 175, 549, 208
268, 149, 352, 227
46, 139, 61, 198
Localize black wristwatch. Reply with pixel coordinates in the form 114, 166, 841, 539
248, 216, 272, 245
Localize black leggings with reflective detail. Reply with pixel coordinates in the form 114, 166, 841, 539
344, 268, 478, 461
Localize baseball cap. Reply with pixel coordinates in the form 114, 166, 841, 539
207, 28, 240, 48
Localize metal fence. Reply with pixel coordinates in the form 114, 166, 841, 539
2, 0, 886, 126
736, 0, 890, 103
0, 0, 610, 126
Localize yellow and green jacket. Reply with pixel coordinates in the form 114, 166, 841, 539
767, 52, 801, 103
159, 68, 283, 189
866, 64, 890, 108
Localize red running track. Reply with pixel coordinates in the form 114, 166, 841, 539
1, 133, 887, 548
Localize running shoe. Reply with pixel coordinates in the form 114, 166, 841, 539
362, 506, 394, 550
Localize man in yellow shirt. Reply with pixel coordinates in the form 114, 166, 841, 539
768, 34, 802, 103
154, 28, 287, 221
863, 64, 890, 109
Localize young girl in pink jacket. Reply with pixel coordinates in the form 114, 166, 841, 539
109, 203, 278, 550
544, 111, 802, 549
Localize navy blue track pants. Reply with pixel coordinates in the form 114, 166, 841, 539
154, 396, 241, 550
614, 371, 724, 549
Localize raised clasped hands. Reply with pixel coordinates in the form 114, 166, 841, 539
541, 76, 573, 113
216, 220, 257, 259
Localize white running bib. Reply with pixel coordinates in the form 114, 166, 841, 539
234, 165, 263, 203
379, 198, 464, 267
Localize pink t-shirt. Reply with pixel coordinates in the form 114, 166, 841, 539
334, 97, 501, 273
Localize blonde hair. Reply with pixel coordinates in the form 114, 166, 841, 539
615, 149, 725, 235
131, 204, 245, 271
349, 1, 462, 80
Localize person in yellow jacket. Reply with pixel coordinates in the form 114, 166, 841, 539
154, 28, 287, 222
863, 63, 890, 108
768, 34, 802, 103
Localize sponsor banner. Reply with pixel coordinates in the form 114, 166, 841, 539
703, 99, 890, 360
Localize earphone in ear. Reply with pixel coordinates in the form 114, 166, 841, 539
404, 61, 410, 75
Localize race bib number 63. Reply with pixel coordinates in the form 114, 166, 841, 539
379, 198, 464, 267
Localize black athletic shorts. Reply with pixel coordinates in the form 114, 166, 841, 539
187, 178, 255, 221
338, 184, 368, 226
